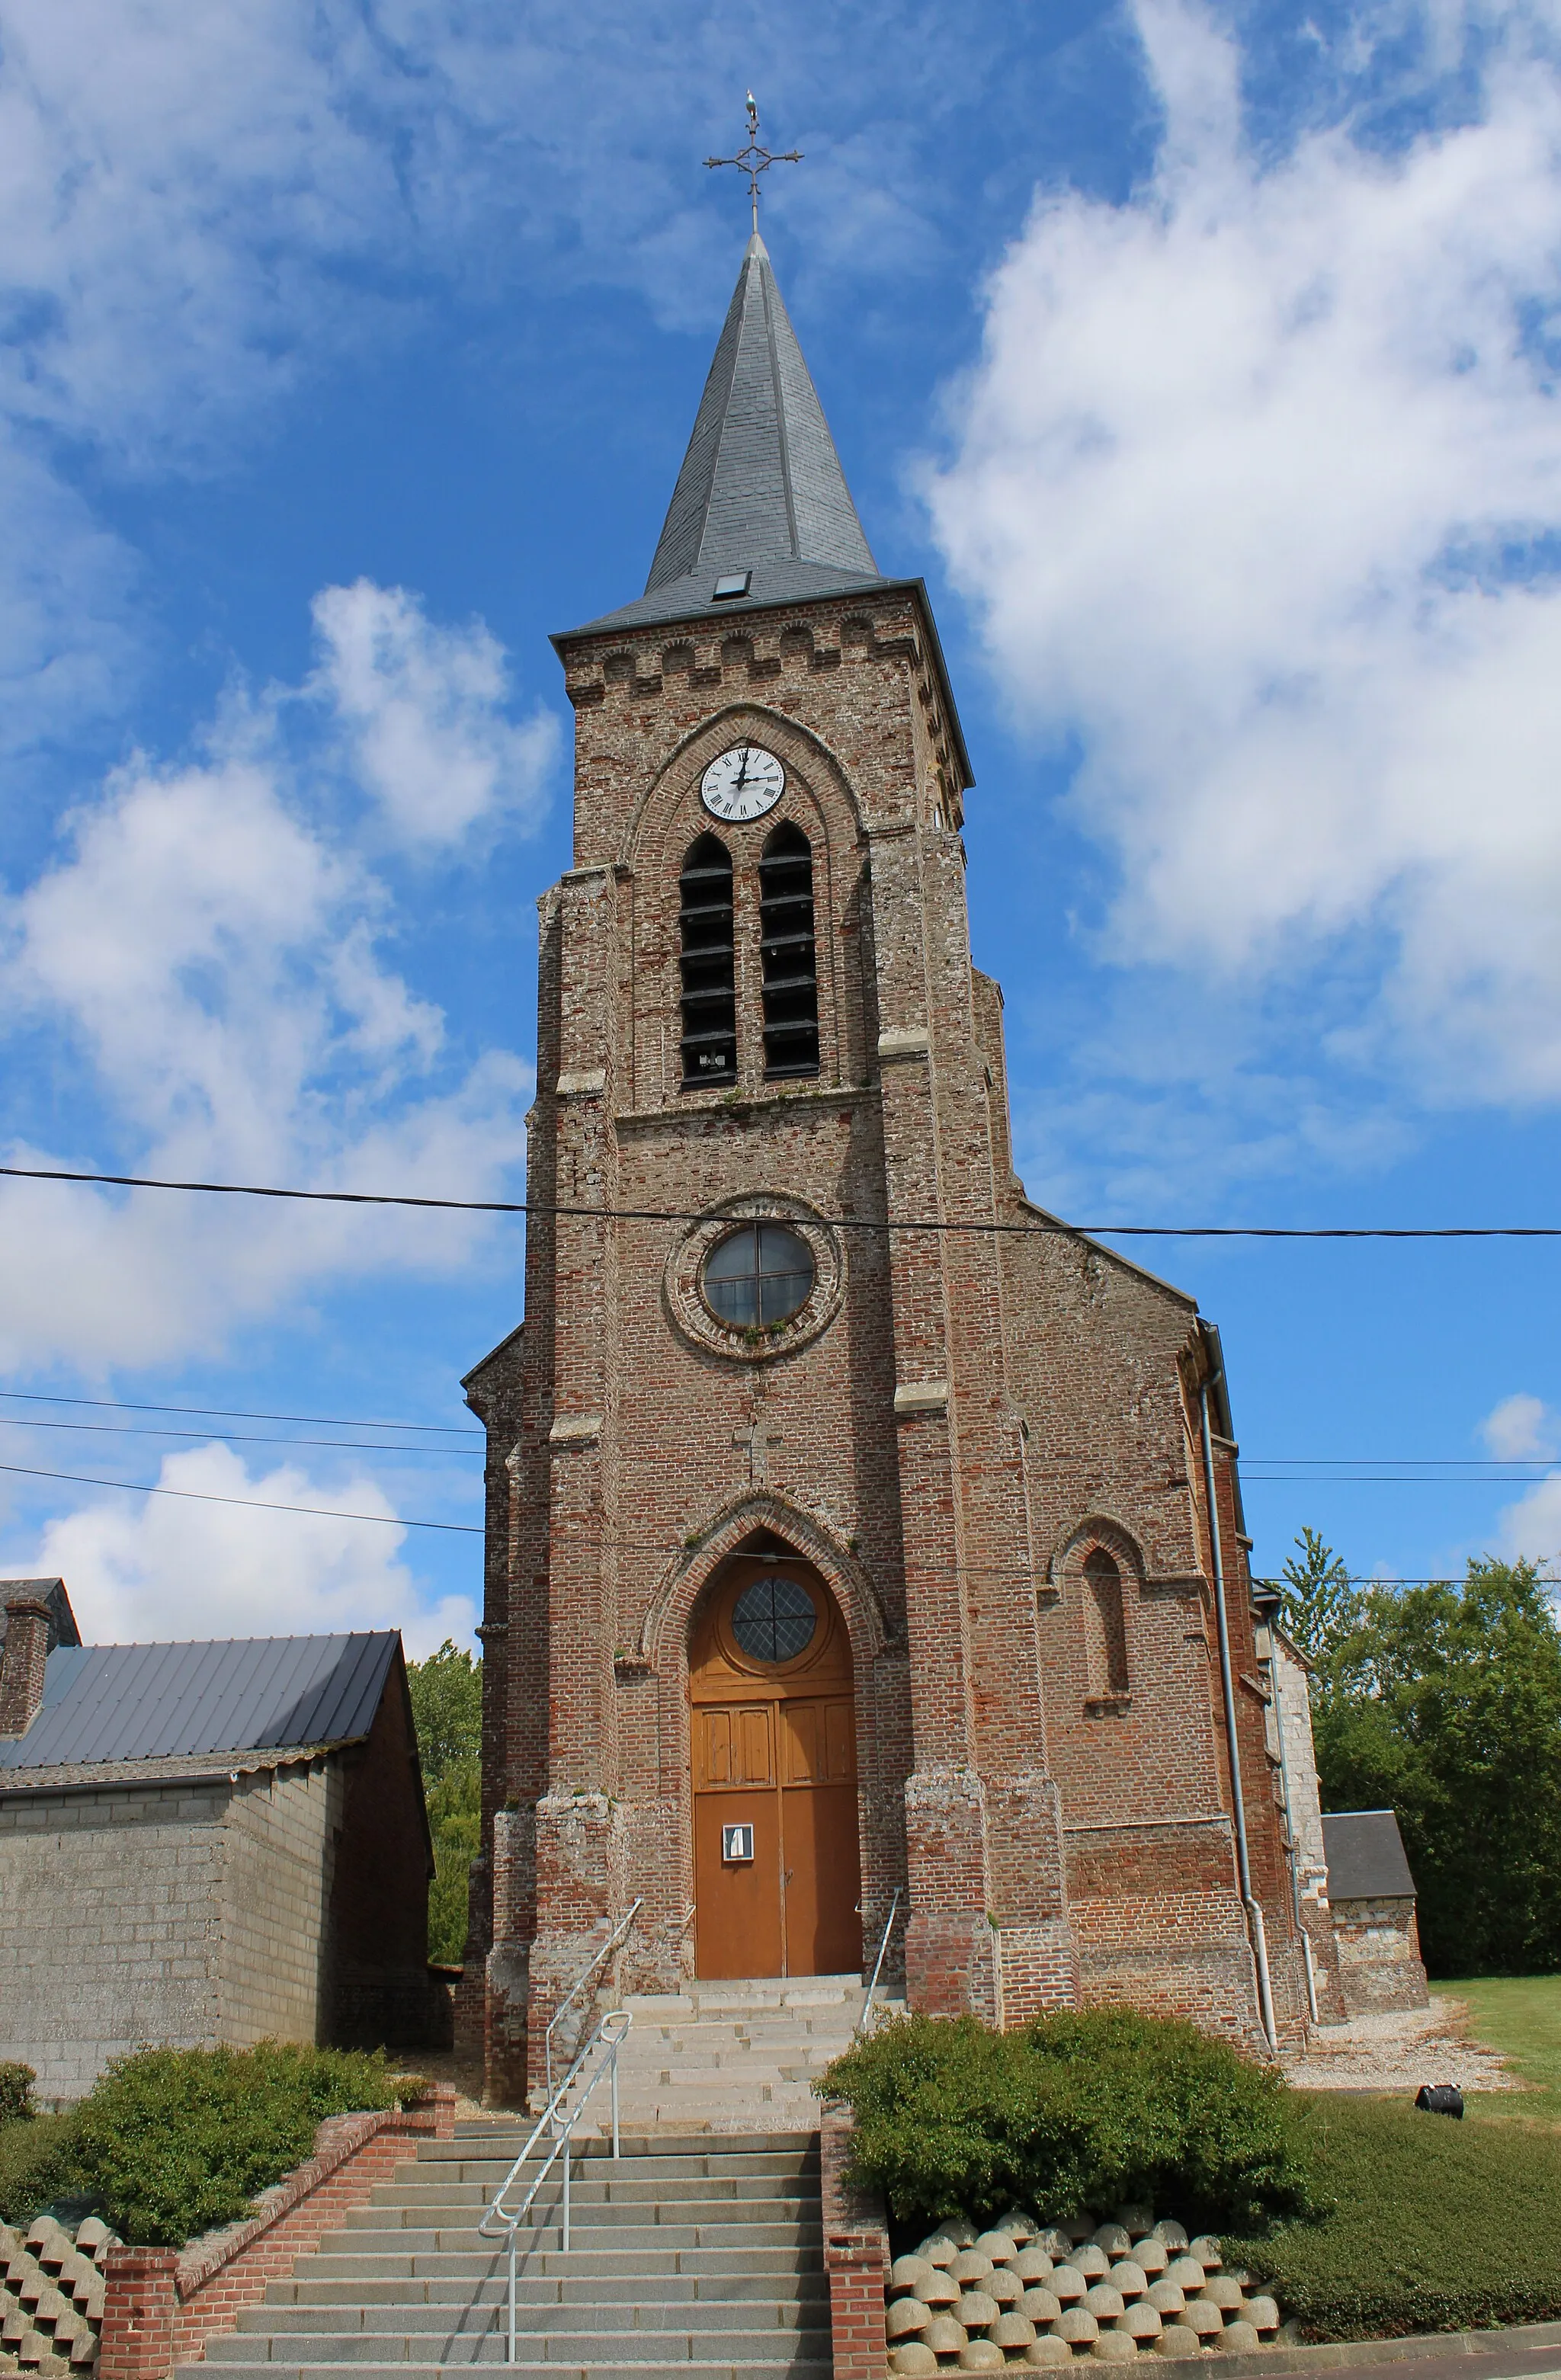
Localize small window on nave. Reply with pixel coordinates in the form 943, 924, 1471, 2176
679, 834, 737, 1084
1082, 1546, 1130, 1699
758, 822, 819, 1078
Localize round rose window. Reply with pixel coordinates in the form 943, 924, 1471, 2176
702, 1221, 816, 1328
731, 1575, 817, 1663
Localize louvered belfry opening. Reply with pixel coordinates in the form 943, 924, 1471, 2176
679, 833, 738, 1084
759, 822, 819, 1078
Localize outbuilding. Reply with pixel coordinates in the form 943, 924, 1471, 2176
1321, 1807, 1430, 2014
0, 1579, 441, 2100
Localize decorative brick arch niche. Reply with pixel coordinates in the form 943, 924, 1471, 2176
637, 1499, 907, 1984
1048, 1517, 1148, 1715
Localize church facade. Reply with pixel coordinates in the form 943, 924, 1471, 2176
460, 232, 1311, 2101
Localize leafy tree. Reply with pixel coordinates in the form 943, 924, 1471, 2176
405, 1640, 482, 1787
406, 1642, 483, 1965
1274, 1541, 1561, 1978
1276, 1527, 1364, 1680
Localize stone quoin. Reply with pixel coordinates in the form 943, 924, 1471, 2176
458, 226, 1315, 2101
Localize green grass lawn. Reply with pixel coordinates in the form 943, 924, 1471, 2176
1226, 2093, 1561, 2340
1432, 1972, 1561, 2120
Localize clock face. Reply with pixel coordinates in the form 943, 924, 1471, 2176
700, 743, 785, 823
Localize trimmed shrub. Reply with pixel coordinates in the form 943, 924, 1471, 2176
1226, 2094, 1561, 2340
0, 2064, 36, 2128
0, 2042, 407, 2247
0, 2113, 87, 2226
818, 2008, 1320, 2233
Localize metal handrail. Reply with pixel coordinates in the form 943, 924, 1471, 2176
854, 1885, 903, 2039
543, 1897, 643, 2100
478, 2008, 632, 2362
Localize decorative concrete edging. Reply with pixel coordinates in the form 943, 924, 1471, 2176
820, 2102, 891, 2380
97, 2084, 456, 2380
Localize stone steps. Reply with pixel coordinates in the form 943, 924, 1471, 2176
183, 2130, 829, 2380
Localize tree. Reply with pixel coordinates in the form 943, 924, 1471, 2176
1271, 1527, 1366, 1684
405, 1640, 482, 1788
405, 1642, 483, 1965
1286, 1551, 1561, 1978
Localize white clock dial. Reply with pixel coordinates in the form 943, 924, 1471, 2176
700, 744, 785, 823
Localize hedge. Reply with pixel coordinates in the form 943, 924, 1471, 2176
1225, 2094, 1561, 2340
0, 2065, 35, 2129
0, 2042, 411, 2247
817, 2008, 1320, 2233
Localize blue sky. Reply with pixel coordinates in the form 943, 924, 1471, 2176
3, 0, 1561, 1649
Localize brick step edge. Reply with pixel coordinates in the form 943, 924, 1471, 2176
98, 2089, 457, 2380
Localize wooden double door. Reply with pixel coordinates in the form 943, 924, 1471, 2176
690, 1557, 862, 1980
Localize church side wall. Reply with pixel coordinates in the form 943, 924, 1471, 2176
0, 1779, 226, 2100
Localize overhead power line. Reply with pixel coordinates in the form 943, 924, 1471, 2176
0, 1459, 482, 1534
0, 1414, 482, 1456
2, 1161, 1559, 1239
0, 1386, 476, 1433
0, 1456, 1544, 1590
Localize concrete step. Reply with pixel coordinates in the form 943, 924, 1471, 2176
375, 2175, 815, 2209
190, 2361, 829, 2380
274, 2275, 829, 2310
238, 2302, 825, 2337
299, 2247, 819, 2283
208, 2327, 829, 2365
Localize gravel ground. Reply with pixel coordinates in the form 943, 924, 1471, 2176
1284, 1999, 1520, 2093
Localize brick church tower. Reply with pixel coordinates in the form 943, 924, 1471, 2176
462, 231, 1312, 2100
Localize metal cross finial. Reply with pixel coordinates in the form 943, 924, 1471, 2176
705, 91, 802, 233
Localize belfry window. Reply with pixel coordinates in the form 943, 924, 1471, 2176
758, 822, 819, 1077
679, 834, 737, 1084
1082, 1548, 1130, 1699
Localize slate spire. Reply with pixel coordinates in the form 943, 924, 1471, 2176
646, 229, 880, 596
563, 234, 885, 638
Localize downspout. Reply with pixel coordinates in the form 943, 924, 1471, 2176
1198, 1366, 1278, 2053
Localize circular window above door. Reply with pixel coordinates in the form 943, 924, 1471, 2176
730, 1574, 817, 1663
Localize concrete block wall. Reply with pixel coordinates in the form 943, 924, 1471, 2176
217, 1760, 340, 2047
0, 1779, 228, 2097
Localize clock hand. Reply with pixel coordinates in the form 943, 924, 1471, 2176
735, 748, 751, 789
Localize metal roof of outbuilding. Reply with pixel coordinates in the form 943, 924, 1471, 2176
0, 1631, 399, 1772
1322, 1808, 1418, 1901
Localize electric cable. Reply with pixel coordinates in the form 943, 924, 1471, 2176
0, 1414, 482, 1456
3, 1160, 1559, 1239
0, 1387, 477, 1433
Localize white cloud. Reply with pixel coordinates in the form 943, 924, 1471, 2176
309, 581, 558, 847
5, 1443, 475, 1654
1482, 1392, 1558, 1459
0, 584, 539, 1373
1497, 1472, 1561, 1569
928, 0, 1561, 1109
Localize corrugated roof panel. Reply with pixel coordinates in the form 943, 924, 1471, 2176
0, 1632, 399, 1772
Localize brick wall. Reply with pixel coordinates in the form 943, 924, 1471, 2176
819, 2103, 889, 2380
464, 584, 1311, 2094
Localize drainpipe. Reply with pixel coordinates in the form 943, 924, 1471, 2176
1198, 1366, 1278, 2054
